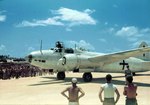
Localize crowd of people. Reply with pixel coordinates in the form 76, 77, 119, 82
0, 62, 53, 80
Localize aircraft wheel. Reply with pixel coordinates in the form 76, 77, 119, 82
83, 72, 93, 82
132, 72, 136, 76
57, 72, 65, 80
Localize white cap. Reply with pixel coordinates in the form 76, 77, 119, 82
72, 78, 77, 83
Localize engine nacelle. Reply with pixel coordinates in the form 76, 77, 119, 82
57, 54, 99, 72
57, 54, 78, 71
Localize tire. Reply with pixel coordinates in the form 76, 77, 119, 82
83, 72, 93, 82
57, 72, 65, 80
132, 72, 136, 76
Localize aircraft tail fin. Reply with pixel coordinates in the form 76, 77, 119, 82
138, 41, 148, 48
137, 41, 150, 61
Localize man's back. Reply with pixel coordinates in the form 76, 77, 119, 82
124, 84, 137, 98
68, 86, 80, 102
123, 75, 138, 105
61, 78, 85, 105
102, 83, 116, 98
99, 74, 120, 105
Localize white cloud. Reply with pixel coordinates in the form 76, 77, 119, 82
104, 22, 108, 25
140, 28, 150, 33
0, 44, 8, 55
0, 15, 6, 22
0, 44, 6, 51
66, 40, 95, 51
66, 27, 72, 32
115, 26, 150, 48
16, 18, 64, 27
0, 10, 6, 22
55, 7, 96, 27
84, 9, 95, 14
16, 7, 96, 29
99, 38, 107, 43
115, 26, 150, 42
28, 47, 35, 51
116, 26, 139, 37
108, 28, 115, 33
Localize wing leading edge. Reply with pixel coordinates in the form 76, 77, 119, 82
88, 47, 150, 64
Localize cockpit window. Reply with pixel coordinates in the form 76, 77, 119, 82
65, 48, 74, 53
52, 41, 74, 53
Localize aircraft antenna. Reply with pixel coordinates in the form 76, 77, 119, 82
40, 40, 43, 55
75, 44, 77, 53
75, 44, 76, 49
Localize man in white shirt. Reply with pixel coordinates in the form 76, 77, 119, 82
99, 74, 120, 105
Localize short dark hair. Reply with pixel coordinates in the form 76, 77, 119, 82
126, 75, 133, 83
106, 74, 112, 82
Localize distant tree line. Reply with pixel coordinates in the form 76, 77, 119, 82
0, 55, 25, 62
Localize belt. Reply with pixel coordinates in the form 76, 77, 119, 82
126, 97, 136, 100
69, 100, 78, 102
104, 97, 114, 99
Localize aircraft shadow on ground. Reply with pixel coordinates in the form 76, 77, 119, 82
28, 74, 150, 87
134, 73, 150, 76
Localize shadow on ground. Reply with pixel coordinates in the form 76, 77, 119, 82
28, 73, 150, 87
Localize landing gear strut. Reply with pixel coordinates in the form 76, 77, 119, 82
82, 72, 93, 82
57, 72, 65, 80
132, 72, 136, 76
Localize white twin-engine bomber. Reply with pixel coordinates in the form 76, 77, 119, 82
26, 41, 150, 82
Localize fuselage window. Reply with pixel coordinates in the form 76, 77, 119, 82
42, 60, 46, 63
65, 48, 74, 54
35, 59, 46, 63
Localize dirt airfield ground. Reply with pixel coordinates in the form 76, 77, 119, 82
0, 71, 150, 105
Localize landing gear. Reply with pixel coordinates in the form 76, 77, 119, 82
132, 72, 136, 76
57, 72, 65, 80
82, 72, 93, 82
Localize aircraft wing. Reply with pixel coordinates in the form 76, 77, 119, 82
88, 47, 150, 64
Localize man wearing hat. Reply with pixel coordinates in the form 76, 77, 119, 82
61, 78, 85, 105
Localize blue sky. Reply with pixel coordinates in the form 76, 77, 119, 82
0, 0, 150, 57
